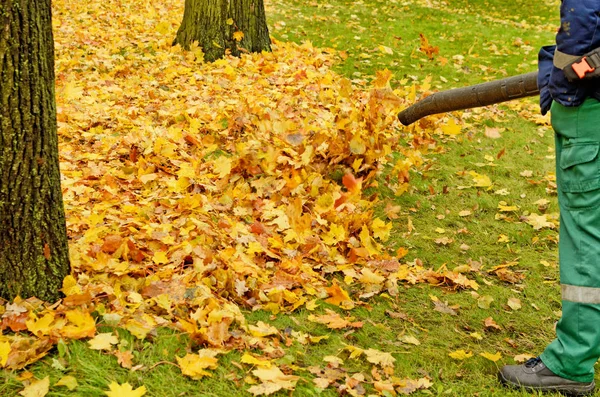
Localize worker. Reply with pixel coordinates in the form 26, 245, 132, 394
498, 1, 600, 395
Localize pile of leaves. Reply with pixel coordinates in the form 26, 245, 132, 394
0, 0, 480, 395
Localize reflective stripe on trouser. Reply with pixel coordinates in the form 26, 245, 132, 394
540, 98, 600, 384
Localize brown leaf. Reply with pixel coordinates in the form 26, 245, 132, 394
484, 317, 502, 331
101, 235, 123, 254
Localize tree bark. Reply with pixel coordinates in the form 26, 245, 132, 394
0, 0, 70, 301
174, 0, 271, 62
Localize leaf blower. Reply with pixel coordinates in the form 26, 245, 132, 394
397, 72, 540, 126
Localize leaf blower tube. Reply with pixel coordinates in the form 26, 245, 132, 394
397, 71, 540, 126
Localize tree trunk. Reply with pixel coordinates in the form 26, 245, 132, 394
174, 0, 271, 62
0, 0, 70, 301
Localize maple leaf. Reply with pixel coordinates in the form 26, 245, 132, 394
19, 376, 49, 397
60, 309, 96, 339
248, 366, 300, 396
0, 341, 10, 367
514, 353, 535, 363
525, 213, 555, 230
55, 375, 78, 391
480, 351, 502, 362
419, 33, 439, 59
449, 350, 473, 360
25, 313, 54, 337
115, 350, 134, 369
233, 31, 244, 42
176, 353, 219, 380
241, 352, 272, 368
308, 310, 360, 329
325, 282, 353, 308
364, 348, 396, 367
441, 119, 461, 135
88, 332, 119, 351
468, 171, 492, 188
104, 382, 147, 397
248, 321, 279, 337
507, 297, 522, 311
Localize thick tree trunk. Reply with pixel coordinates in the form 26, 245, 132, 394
0, 0, 70, 301
174, 0, 271, 62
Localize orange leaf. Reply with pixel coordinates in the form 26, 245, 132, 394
342, 173, 362, 194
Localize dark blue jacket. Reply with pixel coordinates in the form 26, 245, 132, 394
538, 0, 600, 114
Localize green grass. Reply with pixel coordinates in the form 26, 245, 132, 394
2, 0, 588, 396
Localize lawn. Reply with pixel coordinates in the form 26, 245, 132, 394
1, 0, 578, 396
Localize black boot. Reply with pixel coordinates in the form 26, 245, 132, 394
499, 357, 595, 396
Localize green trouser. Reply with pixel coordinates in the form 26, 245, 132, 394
540, 98, 600, 383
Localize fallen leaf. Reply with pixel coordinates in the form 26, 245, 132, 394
507, 297, 522, 311
19, 376, 49, 397
88, 332, 119, 351
104, 382, 147, 397
479, 351, 502, 362
477, 295, 494, 309
484, 317, 502, 331
449, 350, 473, 360
55, 375, 78, 391
176, 353, 218, 380
484, 126, 502, 139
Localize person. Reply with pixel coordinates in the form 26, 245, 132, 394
498, 1, 600, 395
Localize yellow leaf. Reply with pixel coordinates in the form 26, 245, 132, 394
26, 313, 55, 337
378, 45, 393, 55
252, 366, 299, 386
364, 348, 396, 367
152, 251, 169, 265
19, 376, 49, 397
497, 234, 510, 243
525, 213, 555, 230
441, 119, 461, 135
247, 382, 283, 396
359, 226, 380, 256
398, 334, 421, 346
0, 341, 10, 367
324, 282, 353, 308
349, 137, 366, 154
497, 201, 519, 212
213, 156, 232, 178
176, 353, 218, 380
323, 355, 343, 366
514, 353, 534, 363
480, 351, 502, 362
477, 295, 494, 309
226, 18, 234, 25
322, 223, 345, 245
468, 171, 492, 188
448, 350, 473, 360
358, 268, 385, 285
371, 218, 392, 241
507, 297, 522, 311
104, 382, 147, 397
55, 375, 78, 391
62, 275, 82, 296
62, 80, 83, 102
344, 345, 364, 359
60, 309, 96, 339
315, 193, 334, 214
248, 321, 279, 338
241, 353, 272, 368
155, 21, 170, 35
233, 31, 244, 42
88, 333, 119, 351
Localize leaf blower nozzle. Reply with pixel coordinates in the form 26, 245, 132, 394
397, 71, 540, 126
